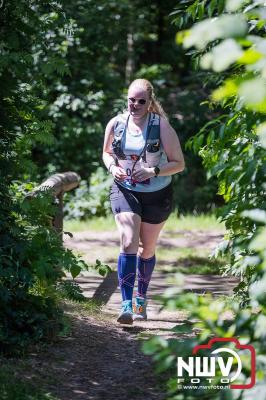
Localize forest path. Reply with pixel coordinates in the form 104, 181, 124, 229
14, 228, 238, 400
64, 228, 238, 336
38, 228, 237, 400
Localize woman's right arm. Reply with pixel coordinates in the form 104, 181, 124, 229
102, 117, 127, 180
102, 117, 117, 173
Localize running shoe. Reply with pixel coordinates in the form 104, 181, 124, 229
117, 299, 133, 325
133, 296, 147, 321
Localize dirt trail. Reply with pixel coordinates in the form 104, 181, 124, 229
64, 229, 238, 335
22, 307, 166, 400
14, 229, 238, 400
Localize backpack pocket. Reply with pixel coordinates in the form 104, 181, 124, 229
146, 139, 160, 153
145, 139, 161, 167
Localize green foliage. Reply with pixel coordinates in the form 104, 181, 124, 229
143, 284, 265, 399
56, 280, 86, 302
27, 0, 222, 215
144, 1, 266, 398
136, 64, 173, 84
93, 259, 113, 277
0, 0, 109, 354
0, 365, 59, 400
64, 167, 113, 219
33, 0, 179, 178
0, 181, 92, 353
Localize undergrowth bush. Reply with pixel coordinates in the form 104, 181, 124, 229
144, 1, 266, 399
64, 167, 113, 220
0, 1, 111, 354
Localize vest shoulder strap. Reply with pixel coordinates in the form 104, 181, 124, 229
148, 113, 160, 140
113, 112, 160, 139
113, 113, 128, 137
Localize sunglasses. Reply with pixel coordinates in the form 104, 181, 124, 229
128, 97, 147, 105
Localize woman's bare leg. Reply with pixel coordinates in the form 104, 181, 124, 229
115, 212, 142, 324
138, 220, 165, 259
115, 212, 141, 253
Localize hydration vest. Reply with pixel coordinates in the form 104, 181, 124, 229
112, 112, 161, 163
111, 112, 172, 192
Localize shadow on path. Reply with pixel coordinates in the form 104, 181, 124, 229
15, 306, 167, 400
74, 271, 239, 308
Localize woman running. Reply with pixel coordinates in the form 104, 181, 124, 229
102, 78, 185, 324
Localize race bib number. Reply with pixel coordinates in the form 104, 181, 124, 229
118, 155, 150, 185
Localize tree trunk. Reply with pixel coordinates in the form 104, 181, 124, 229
125, 28, 134, 86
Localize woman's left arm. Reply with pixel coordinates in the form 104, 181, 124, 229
157, 117, 185, 176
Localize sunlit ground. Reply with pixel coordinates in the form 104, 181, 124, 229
64, 212, 226, 233
64, 213, 227, 275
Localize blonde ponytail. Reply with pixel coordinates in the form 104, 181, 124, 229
128, 79, 168, 120
149, 92, 168, 120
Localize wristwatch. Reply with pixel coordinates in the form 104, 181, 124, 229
153, 166, 160, 177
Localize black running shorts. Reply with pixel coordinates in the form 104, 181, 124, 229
109, 181, 173, 224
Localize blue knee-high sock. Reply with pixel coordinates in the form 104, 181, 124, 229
137, 255, 156, 298
117, 253, 137, 301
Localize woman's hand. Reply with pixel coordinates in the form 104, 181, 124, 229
131, 167, 155, 182
111, 165, 128, 181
